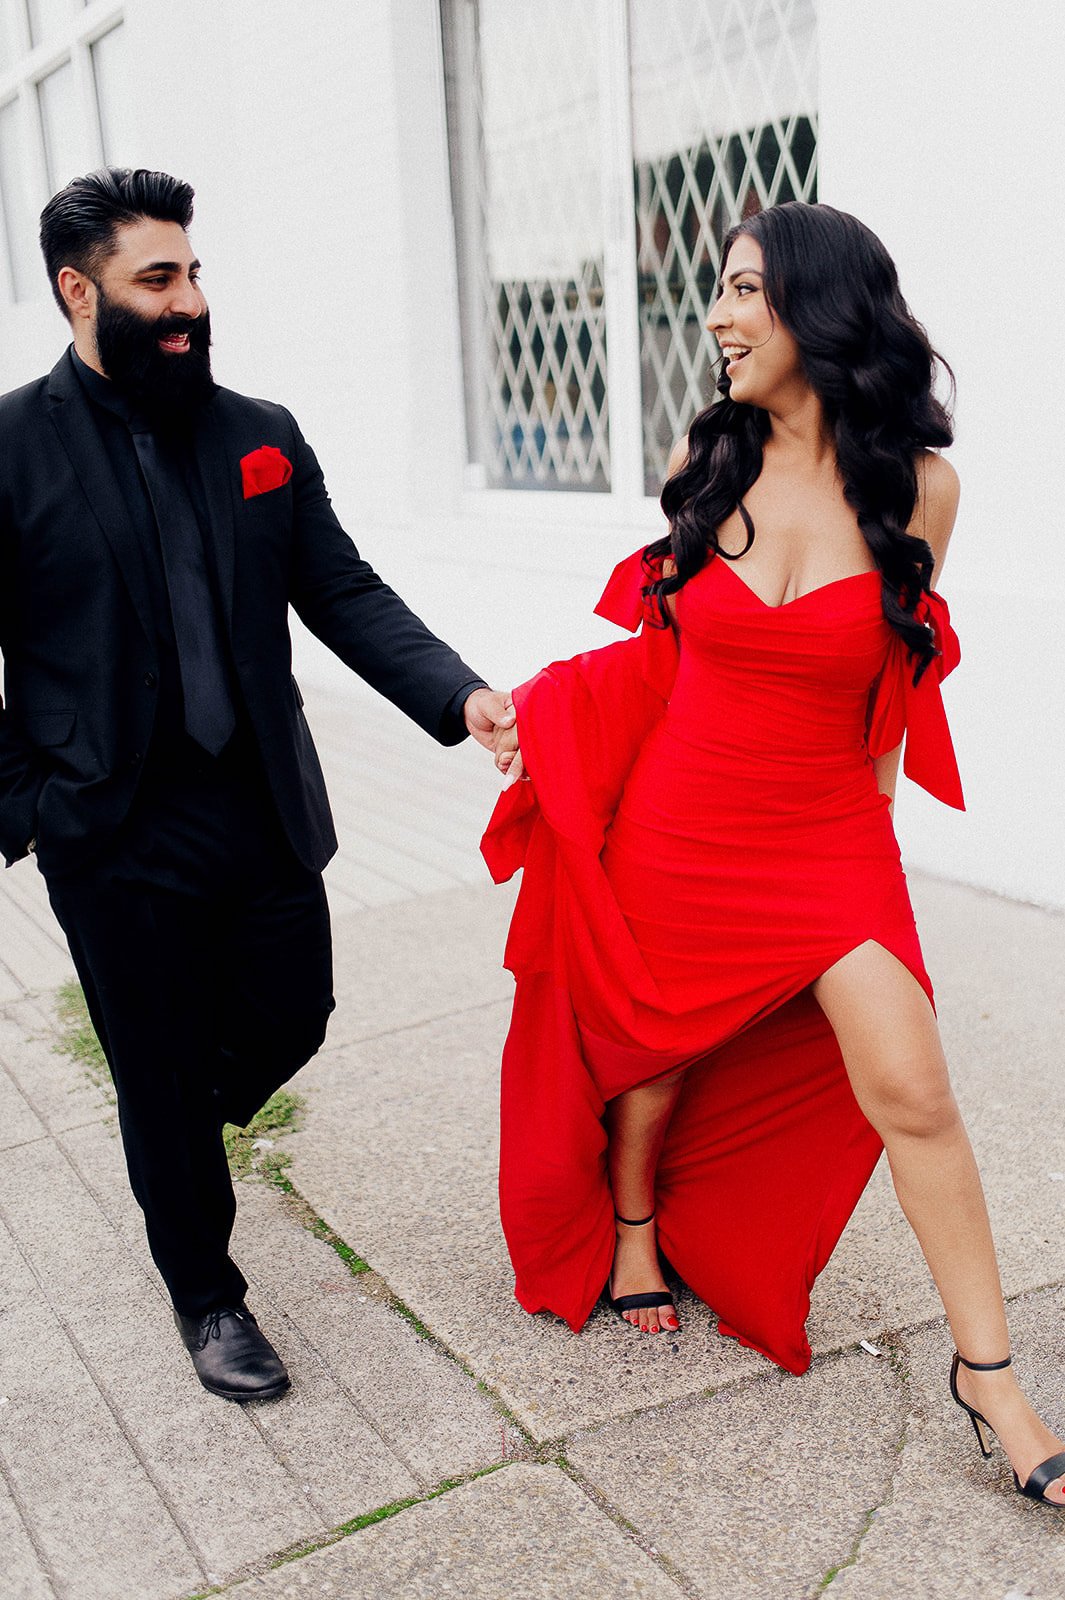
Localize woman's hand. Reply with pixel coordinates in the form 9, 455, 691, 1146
493, 715, 526, 786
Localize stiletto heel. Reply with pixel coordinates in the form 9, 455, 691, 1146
949, 1350, 1003, 1457
950, 1351, 1065, 1506
607, 1212, 678, 1330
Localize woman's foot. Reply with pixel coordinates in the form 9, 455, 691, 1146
954, 1361, 1065, 1504
608, 1213, 679, 1334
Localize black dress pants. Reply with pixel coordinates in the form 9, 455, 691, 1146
45, 739, 335, 1317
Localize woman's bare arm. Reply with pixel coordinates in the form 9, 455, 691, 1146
873, 452, 961, 806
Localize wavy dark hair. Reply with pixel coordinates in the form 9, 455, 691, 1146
647, 201, 954, 682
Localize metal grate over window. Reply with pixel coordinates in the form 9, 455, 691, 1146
631, 0, 818, 492
443, 0, 817, 497
443, 0, 610, 492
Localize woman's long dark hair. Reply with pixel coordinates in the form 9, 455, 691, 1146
647, 202, 954, 682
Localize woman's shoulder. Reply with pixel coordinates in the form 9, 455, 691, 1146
666, 436, 690, 479
914, 450, 960, 569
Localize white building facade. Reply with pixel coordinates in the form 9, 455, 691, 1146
1, 0, 1063, 907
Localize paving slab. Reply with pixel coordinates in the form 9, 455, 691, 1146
0, 1214, 203, 1599
58, 1100, 520, 1495
0, 1474, 57, 1600
321, 878, 517, 1049
827, 1288, 1065, 1600
0, 995, 108, 1135
567, 1347, 906, 1600
233, 1181, 524, 1490
0, 1134, 333, 1580
285, 1002, 767, 1443
0, 1057, 47, 1150
0, 886, 69, 994
227, 1462, 683, 1599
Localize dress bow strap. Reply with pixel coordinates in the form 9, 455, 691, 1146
868, 588, 965, 810
595, 547, 663, 632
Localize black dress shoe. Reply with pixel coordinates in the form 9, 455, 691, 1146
174, 1304, 290, 1401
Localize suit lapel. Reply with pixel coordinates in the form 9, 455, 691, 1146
45, 351, 155, 646
192, 394, 237, 628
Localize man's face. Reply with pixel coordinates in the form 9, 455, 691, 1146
89, 217, 214, 422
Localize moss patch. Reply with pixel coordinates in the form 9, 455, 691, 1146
55, 979, 113, 1103
224, 1090, 304, 1181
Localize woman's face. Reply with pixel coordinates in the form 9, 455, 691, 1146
706, 234, 806, 409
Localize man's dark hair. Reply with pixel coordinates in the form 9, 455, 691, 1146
39, 167, 195, 319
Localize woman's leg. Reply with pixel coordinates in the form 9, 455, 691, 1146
814, 941, 1064, 1502
606, 1072, 685, 1332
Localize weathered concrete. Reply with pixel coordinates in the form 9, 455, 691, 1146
829, 1289, 1065, 1600
323, 878, 517, 1049
0, 673, 1062, 1600
228, 1464, 683, 1599
568, 1347, 906, 1600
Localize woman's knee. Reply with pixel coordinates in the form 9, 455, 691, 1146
860, 1064, 960, 1141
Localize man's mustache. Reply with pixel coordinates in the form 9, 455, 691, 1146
153, 313, 210, 343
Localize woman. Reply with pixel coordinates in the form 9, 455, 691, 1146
483, 202, 1063, 1507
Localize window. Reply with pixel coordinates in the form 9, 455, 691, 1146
443, 0, 610, 492
0, 1, 129, 304
443, 0, 817, 499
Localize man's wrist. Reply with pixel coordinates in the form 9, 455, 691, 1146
443, 680, 488, 739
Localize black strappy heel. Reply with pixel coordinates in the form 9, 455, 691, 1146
950, 1351, 1065, 1505
608, 1211, 678, 1330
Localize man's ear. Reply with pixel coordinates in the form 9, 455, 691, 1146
56, 266, 96, 324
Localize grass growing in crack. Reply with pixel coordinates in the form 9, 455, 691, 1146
309, 1214, 371, 1275
224, 1090, 304, 1180
55, 978, 112, 1102
817, 1506, 879, 1590
271, 1464, 508, 1569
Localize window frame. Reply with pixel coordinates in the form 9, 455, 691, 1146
0, 0, 124, 306
445, 0, 816, 522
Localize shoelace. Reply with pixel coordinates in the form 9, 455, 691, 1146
201, 1307, 248, 1345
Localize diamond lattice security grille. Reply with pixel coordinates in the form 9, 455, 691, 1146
630, 0, 818, 492
444, 0, 610, 491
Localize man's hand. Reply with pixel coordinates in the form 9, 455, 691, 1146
463, 689, 525, 784
463, 687, 515, 750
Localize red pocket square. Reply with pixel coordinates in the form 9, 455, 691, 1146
240, 445, 293, 499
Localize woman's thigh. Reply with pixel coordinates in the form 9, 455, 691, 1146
812, 941, 957, 1138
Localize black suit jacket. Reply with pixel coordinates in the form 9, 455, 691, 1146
0, 350, 480, 876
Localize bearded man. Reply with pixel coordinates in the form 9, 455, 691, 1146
0, 168, 512, 1401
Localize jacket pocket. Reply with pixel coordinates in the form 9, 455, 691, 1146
23, 710, 76, 747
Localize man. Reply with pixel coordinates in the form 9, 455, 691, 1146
0, 168, 513, 1401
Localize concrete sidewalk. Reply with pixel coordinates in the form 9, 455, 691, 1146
1, 683, 1064, 1599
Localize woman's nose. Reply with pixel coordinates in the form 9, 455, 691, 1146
705, 294, 727, 334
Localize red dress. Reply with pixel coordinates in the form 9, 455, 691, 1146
482, 548, 963, 1375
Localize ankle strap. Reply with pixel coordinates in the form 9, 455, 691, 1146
615, 1211, 655, 1227
955, 1351, 1012, 1372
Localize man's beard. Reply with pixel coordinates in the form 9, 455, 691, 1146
93, 288, 215, 428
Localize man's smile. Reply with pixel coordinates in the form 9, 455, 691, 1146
158, 329, 192, 354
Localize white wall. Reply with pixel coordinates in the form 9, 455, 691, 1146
819, 0, 1065, 906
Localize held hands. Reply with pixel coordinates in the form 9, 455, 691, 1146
462, 688, 525, 786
